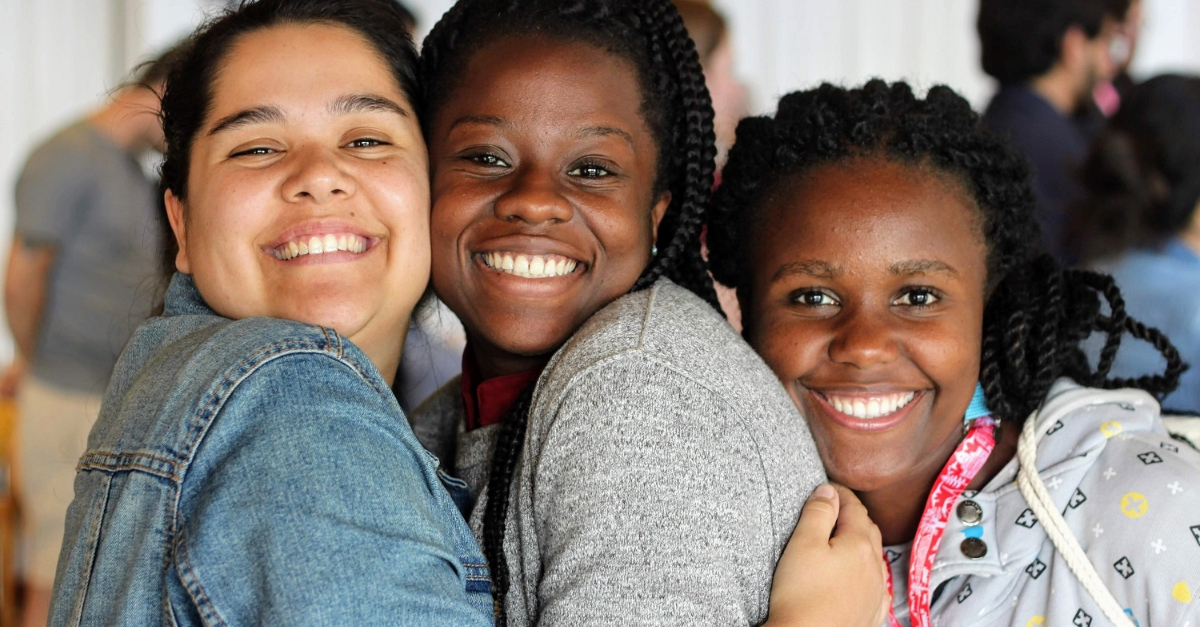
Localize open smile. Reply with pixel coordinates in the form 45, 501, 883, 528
271, 232, 371, 260
808, 388, 927, 432
478, 251, 581, 279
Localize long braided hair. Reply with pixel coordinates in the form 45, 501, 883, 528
420, 1, 718, 621
708, 80, 1185, 426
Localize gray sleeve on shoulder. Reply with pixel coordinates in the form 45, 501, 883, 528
15, 139, 93, 246
514, 356, 823, 627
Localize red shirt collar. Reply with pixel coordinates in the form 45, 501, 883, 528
459, 349, 542, 432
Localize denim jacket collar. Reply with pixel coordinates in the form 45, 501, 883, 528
163, 272, 217, 317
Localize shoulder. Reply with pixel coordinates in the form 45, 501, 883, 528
526, 280, 824, 513
540, 279, 774, 395
86, 313, 391, 472
1041, 385, 1200, 625
18, 123, 97, 180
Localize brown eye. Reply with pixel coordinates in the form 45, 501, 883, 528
568, 162, 611, 178
345, 138, 386, 148
232, 146, 275, 157
467, 153, 509, 168
791, 289, 839, 307
894, 288, 940, 307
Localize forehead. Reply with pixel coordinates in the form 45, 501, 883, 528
432, 35, 648, 136
207, 23, 408, 118
755, 158, 987, 266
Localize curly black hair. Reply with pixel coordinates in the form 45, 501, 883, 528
1069, 74, 1200, 264
708, 80, 1184, 427
419, 1, 718, 622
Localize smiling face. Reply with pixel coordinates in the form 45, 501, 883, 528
740, 157, 989, 498
428, 35, 669, 378
164, 23, 429, 382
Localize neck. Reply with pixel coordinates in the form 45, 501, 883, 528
860, 418, 1020, 546
1181, 219, 1200, 255
468, 337, 552, 380
355, 327, 405, 388
1028, 70, 1080, 116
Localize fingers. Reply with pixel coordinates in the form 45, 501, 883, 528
830, 485, 878, 542
792, 483, 841, 543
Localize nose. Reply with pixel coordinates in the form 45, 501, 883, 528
493, 166, 574, 224
282, 145, 355, 204
827, 306, 900, 369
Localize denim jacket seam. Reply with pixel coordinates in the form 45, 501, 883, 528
76, 451, 184, 482
177, 337, 346, 470
173, 525, 229, 627
66, 472, 114, 627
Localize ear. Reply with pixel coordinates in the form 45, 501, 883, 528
1059, 25, 1088, 72
164, 189, 191, 274
650, 191, 672, 243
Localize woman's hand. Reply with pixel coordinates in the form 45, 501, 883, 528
764, 484, 890, 627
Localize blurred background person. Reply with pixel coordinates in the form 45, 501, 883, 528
978, 0, 1129, 263
1070, 74, 1200, 414
3, 44, 181, 627
1075, 0, 1144, 140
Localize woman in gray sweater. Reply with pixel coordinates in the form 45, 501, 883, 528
409, 0, 889, 625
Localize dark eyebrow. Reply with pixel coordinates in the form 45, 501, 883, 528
207, 106, 284, 136
329, 93, 409, 118
577, 125, 634, 148
889, 259, 959, 277
448, 115, 510, 133
773, 260, 842, 282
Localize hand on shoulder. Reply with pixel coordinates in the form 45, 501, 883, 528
764, 484, 890, 627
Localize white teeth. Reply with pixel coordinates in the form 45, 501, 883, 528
482, 252, 578, 279
272, 233, 369, 260
826, 392, 916, 420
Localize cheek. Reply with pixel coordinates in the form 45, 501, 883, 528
749, 315, 825, 381
915, 316, 983, 392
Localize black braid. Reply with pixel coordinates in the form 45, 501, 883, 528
480, 385, 533, 621
420, 2, 718, 623
708, 80, 1187, 426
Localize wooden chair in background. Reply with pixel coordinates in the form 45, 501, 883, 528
0, 399, 18, 627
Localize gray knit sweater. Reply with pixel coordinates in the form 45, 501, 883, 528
410, 279, 825, 626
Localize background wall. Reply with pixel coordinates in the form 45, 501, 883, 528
3, 0, 1200, 360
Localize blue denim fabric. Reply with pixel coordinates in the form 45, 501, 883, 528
49, 273, 493, 626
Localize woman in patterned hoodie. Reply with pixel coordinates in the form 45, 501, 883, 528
708, 80, 1200, 627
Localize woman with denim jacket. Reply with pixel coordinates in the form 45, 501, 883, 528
47, 1, 494, 624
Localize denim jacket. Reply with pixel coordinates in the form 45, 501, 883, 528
49, 273, 493, 626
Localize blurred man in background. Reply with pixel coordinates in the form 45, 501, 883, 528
3, 44, 181, 627
978, 0, 1129, 262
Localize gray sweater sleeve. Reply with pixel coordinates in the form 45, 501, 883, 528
510, 352, 823, 626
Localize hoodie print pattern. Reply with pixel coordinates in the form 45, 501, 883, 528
884, 380, 1200, 627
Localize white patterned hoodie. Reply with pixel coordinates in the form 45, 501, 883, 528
885, 379, 1200, 627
